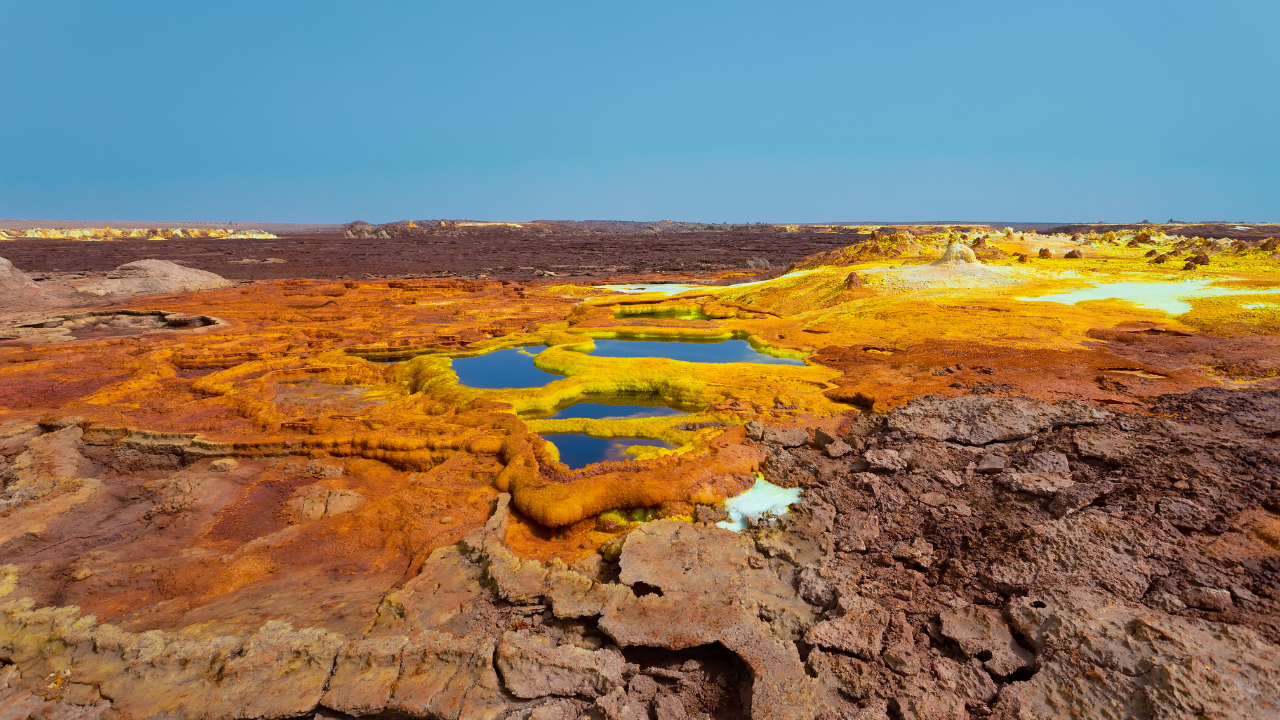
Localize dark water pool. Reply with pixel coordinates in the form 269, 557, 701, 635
541, 434, 677, 469
523, 402, 689, 421
586, 339, 804, 366
451, 348, 560, 388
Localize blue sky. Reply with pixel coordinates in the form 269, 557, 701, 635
1, 1, 1276, 223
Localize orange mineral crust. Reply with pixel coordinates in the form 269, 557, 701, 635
2, 227, 1278, 640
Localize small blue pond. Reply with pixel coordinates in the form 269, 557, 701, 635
586, 339, 804, 366
524, 402, 689, 421
542, 434, 677, 469
451, 348, 560, 388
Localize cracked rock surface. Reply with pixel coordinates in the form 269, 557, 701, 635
2, 389, 1279, 719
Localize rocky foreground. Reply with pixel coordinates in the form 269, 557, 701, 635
2, 389, 1278, 719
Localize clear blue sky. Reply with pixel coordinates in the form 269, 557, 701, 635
2, 1, 1276, 223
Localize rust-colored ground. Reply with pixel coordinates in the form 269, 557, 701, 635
2, 222, 1278, 641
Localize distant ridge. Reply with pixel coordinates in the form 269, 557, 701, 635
0, 219, 345, 234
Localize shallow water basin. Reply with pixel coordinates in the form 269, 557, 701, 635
540, 434, 677, 469
451, 347, 560, 388
585, 339, 804, 366
521, 400, 689, 421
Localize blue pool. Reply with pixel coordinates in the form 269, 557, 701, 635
451, 348, 560, 388
524, 402, 689, 421
585, 339, 804, 366
541, 434, 677, 469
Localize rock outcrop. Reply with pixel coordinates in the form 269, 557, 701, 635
72, 259, 232, 297
2, 389, 1278, 719
886, 394, 1113, 445
1003, 588, 1280, 719
0, 256, 49, 310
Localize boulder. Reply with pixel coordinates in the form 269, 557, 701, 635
73, 259, 232, 297
761, 425, 808, 447
1181, 586, 1232, 611
975, 453, 1007, 473
864, 448, 906, 473
825, 439, 852, 458
811, 428, 837, 449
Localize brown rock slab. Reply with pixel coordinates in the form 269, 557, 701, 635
887, 395, 1111, 446
496, 631, 624, 698
939, 604, 1033, 677
804, 596, 888, 659
1159, 497, 1214, 531
761, 425, 808, 447
1004, 589, 1280, 719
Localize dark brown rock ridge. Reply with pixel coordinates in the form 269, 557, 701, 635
2, 389, 1279, 718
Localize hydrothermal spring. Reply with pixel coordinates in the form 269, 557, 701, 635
583, 339, 805, 366
521, 402, 689, 421
451, 347, 560, 388
452, 337, 804, 391
540, 434, 678, 469
716, 476, 803, 532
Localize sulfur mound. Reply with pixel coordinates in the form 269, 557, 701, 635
879, 241, 1022, 288
933, 242, 978, 264
0, 257, 50, 310
73, 259, 233, 297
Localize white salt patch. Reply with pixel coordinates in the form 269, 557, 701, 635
1018, 280, 1280, 315
717, 476, 802, 532
1243, 303, 1278, 310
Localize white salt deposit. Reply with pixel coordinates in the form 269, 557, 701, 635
716, 476, 802, 532
1018, 280, 1280, 315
